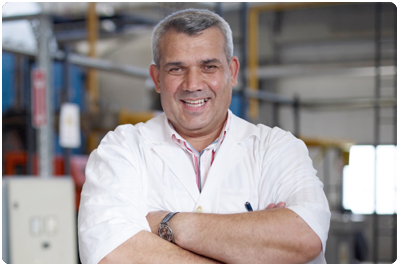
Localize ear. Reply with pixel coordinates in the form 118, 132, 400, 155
229, 56, 240, 87
149, 64, 161, 93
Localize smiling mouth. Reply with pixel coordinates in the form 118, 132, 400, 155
182, 98, 209, 107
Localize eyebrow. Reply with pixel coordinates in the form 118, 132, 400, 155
163, 62, 183, 69
200, 58, 221, 65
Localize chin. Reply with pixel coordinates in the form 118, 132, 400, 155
181, 122, 208, 131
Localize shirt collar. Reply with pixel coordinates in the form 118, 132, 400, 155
167, 111, 231, 154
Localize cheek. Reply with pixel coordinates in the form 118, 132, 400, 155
208, 75, 229, 95
208, 78, 220, 89
159, 80, 180, 110
161, 77, 180, 95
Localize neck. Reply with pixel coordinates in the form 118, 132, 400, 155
174, 116, 227, 153
184, 131, 221, 153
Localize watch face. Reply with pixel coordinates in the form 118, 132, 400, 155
158, 225, 173, 242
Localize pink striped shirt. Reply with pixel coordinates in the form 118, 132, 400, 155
168, 113, 231, 192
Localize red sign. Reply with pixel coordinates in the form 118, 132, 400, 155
32, 69, 47, 127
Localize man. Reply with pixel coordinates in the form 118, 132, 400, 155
78, 9, 330, 264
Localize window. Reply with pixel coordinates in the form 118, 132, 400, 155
342, 145, 397, 214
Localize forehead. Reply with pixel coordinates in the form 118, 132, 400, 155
158, 27, 226, 64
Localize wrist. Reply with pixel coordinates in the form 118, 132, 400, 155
147, 210, 169, 234
158, 212, 180, 243
168, 212, 182, 245
168, 212, 199, 248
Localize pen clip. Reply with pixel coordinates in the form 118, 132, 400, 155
245, 201, 253, 212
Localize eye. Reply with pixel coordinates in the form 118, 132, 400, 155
203, 65, 218, 72
169, 67, 182, 73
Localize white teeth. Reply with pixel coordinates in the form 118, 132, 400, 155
183, 99, 208, 107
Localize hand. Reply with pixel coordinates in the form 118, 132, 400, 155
146, 210, 170, 234
266, 202, 286, 210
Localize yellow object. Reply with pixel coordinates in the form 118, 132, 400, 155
300, 136, 354, 165
118, 110, 155, 125
88, 131, 100, 153
341, 151, 350, 166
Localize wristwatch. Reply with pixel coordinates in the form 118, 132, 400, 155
158, 212, 179, 243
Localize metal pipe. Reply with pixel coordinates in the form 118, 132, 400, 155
2, 45, 43, 58
68, 54, 150, 78
2, 45, 150, 79
393, 11, 397, 146
215, 2, 223, 17
240, 2, 248, 120
392, 4, 397, 263
249, 2, 346, 13
293, 95, 300, 138
61, 45, 71, 106
26, 58, 35, 175
373, 2, 382, 264
36, 14, 54, 178
87, 2, 99, 113
244, 88, 293, 105
62, 45, 71, 175
15, 55, 23, 109
2, 14, 41, 22
272, 102, 280, 127
300, 97, 396, 109
323, 149, 330, 206
244, 88, 396, 109
256, 64, 396, 79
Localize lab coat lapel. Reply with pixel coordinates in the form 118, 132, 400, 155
152, 143, 200, 202
197, 133, 246, 202
140, 113, 200, 202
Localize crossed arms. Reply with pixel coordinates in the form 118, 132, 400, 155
99, 202, 322, 264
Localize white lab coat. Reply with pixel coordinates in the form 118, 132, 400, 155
78, 110, 330, 264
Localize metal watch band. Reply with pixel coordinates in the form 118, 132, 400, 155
161, 212, 179, 224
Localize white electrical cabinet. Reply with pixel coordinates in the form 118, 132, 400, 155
2, 177, 77, 264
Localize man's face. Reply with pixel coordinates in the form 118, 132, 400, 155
149, 27, 239, 138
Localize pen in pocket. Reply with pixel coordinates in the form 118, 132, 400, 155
244, 201, 253, 212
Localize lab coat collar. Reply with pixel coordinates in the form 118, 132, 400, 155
140, 114, 200, 201
139, 112, 171, 144
140, 109, 260, 145
226, 109, 260, 143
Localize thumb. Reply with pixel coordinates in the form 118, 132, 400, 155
276, 202, 286, 208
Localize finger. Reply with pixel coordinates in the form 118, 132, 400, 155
266, 203, 276, 209
276, 202, 286, 208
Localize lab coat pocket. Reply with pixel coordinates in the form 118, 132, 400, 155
213, 164, 256, 214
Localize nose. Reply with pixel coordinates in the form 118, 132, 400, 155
182, 68, 203, 91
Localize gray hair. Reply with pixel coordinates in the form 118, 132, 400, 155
151, 8, 234, 67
